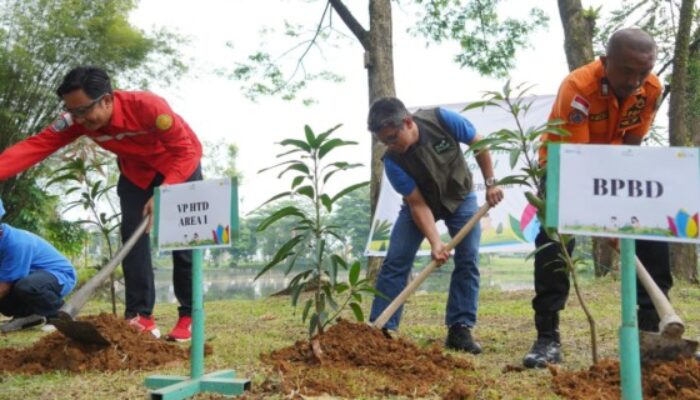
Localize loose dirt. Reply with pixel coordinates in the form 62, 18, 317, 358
260, 319, 483, 398
552, 357, 700, 400
0, 313, 189, 374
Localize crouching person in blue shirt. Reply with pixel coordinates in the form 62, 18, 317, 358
0, 199, 77, 332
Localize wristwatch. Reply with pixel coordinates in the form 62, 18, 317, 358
485, 177, 497, 188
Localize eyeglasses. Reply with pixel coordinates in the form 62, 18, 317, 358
63, 94, 106, 117
375, 127, 403, 145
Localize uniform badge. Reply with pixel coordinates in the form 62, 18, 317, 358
590, 111, 608, 122
433, 139, 452, 154
155, 114, 173, 131
570, 94, 590, 116
568, 110, 586, 124
49, 113, 74, 133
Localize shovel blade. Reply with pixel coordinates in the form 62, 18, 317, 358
51, 318, 111, 346
640, 331, 698, 363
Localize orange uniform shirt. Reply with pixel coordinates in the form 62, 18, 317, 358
0, 91, 202, 189
539, 59, 662, 164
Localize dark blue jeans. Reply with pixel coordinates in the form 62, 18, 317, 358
0, 270, 64, 317
369, 195, 481, 330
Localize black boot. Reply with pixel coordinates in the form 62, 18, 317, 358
523, 313, 562, 368
445, 324, 482, 354
638, 308, 660, 332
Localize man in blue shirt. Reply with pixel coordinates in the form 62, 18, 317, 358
0, 199, 77, 332
367, 97, 504, 353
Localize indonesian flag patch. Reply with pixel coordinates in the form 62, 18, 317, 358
570, 94, 590, 116
50, 113, 74, 133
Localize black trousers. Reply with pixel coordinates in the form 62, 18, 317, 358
532, 229, 673, 315
117, 165, 203, 318
0, 270, 64, 317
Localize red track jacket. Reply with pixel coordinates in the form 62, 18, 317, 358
0, 90, 202, 189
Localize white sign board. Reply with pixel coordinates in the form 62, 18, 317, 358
546, 144, 700, 243
155, 178, 238, 251
364, 95, 555, 256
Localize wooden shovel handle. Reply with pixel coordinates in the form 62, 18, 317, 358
373, 203, 491, 330
58, 217, 150, 320
634, 255, 685, 338
610, 242, 685, 338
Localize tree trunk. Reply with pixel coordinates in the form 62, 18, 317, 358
592, 238, 619, 277
364, 0, 395, 281
668, 0, 698, 283
557, 0, 595, 71
330, 0, 395, 282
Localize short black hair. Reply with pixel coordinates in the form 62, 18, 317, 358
367, 97, 410, 133
56, 66, 113, 99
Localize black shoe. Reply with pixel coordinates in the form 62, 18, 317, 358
638, 309, 660, 332
0, 314, 46, 333
445, 324, 482, 354
522, 337, 562, 368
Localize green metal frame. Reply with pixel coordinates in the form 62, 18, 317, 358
146, 179, 249, 399
546, 144, 642, 399
619, 239, 642, 400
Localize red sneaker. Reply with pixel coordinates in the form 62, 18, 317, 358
128, 315, 161, 339
166, 316, 192, 342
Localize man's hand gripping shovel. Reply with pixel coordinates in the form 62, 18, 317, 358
372, 203, 491, 331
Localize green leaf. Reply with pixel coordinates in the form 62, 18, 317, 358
256, 206, 307, 231
462, 100, 498, 111
318, 138, 357, 159
309, 313, 319, 338
304, 125, 317, 148
258, 159, 301, 174
296, 185, 315, 200
315, 124, 342, 145
277, 163, 310, 178
256, 191, 292, 209
302, 299, 313, 322
291, 281, 305, 307
331, 181, 370, 204
349, 302, 364, 322
254, 235, 305, 279
509, 148, 521, 169
291, 176, 305, 189
320, 194, 332, 212
279, 138, 311, 152
348, 261, 361, 286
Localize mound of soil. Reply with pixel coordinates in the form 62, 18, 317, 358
0, 313, 188, 374
552, 357, 700, 400
261, 319, 480, 398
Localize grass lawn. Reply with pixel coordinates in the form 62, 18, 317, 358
2, 275, 700, 399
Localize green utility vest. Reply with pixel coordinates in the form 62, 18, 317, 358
385, 109, 473, 219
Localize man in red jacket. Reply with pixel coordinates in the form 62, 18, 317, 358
0, 66, 203, 341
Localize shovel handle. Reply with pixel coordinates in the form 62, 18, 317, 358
58, 217, 150, 320
373, 203, 490, 330
634, 255, 685, 338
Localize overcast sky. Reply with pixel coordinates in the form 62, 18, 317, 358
129, 0, 618, 214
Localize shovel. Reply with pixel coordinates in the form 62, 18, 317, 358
373, 203, 490, 330
633, 254, 699, 362
51, 217, 149, 346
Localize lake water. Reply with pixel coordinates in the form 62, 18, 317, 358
121, 265, 535, 304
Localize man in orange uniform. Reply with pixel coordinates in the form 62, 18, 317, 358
523, 28, 672, 368
0, 66, 202, 341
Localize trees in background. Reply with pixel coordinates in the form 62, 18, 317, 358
0, 0, 185, 248
231, 0, 547, 279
